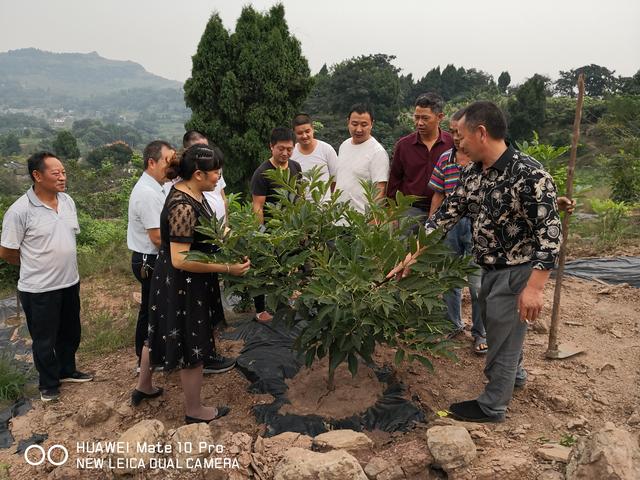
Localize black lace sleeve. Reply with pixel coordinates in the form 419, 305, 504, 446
168, 201, 197, 243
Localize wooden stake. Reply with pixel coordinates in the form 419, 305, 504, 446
546, 74, 585, 358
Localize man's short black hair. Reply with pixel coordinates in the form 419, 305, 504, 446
415, 92, 445, 113
270, 127, 295, 146
451, 108, 465, 122
348, 103, 374, 122
182, 130, 208, 149
292, 113, 312, 128
460, 101, 508, 140
143, 140, 174, 169
27, 151, 58, 183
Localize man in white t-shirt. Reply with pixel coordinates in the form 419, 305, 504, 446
290, 113, 338, 197
335, 104, 390, 213
0, 152, 93, 402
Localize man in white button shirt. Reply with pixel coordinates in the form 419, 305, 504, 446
335, 104, 390, 213
0, 151, 93, 402
290, 113, 338, 198
127, 140, 175, 369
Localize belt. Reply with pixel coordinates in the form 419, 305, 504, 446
479, 263, 511, 271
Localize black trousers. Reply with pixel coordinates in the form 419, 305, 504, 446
131, 252, 157, 359
19, 282, 81, 391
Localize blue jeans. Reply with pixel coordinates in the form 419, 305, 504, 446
443, 217, 485, 338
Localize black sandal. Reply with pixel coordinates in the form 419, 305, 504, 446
185, 406, 230, 424
131, 387, 164, 406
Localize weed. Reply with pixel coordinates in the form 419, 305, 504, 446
560, 433, 578, 447
0, 354, 32, 401
79, 310, 136, 357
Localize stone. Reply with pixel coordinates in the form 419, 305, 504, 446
274, 447, 368, 480
426, 425, 477, 471
627, 410, 640, 426
116, 403, 134, 418
377, 465, 405, 480
548, 394, 570, 411
364, 440, 433, 480
531, 318, 549, 334
262, 431, 313, 451
170, 423, 214, 464
112, 419, 165, 476
567, 416, 589, 430
537, 470, 564, 480
566, 422, 640, 480
75, 398, 112, 427
536, 443, 572, 463
364, 456, 392, 479
313, 429, 373, 452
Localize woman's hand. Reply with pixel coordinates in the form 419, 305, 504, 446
227, 257, 251, 276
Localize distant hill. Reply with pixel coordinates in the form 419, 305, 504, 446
0, 48, 181, 98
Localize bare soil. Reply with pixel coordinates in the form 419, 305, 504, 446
281, 358, 384, 419
1, 272, 639, 479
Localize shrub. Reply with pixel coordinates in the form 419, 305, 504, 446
609, 149, 640, 204
590, 198, 631, 248
195, 168, 476, 382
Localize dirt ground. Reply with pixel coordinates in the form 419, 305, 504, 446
1, 272, 638, 479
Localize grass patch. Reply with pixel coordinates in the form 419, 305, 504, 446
79, 310, 136, 357
0, 354, 33, 402
78, 241, 130, 278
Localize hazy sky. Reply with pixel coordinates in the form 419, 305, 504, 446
0, 0, 638, 85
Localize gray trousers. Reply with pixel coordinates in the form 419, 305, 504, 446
476, 264, 531, 418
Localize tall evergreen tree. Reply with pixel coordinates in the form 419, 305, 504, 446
498, 71, 511, 93
507, 74, 548, 142
184, 5, 312, 191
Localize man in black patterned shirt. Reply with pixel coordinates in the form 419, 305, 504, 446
425, 101, 562, 422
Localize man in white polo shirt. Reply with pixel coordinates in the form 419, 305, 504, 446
290, 113, 338, 198
0, 151, 92, 402
127, 140, 175, 369
335, 104, 390, 213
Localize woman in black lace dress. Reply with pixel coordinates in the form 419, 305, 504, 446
132, 145, 250, 424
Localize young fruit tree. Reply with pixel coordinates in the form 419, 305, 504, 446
190, 168, 477, 385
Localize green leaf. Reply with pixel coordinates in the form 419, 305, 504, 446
347, 353, 358, 378
394, 348, 405, 366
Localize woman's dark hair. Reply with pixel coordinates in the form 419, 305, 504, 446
166, 144, 224, 180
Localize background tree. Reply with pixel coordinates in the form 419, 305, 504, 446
0, 133, 21, 156
617, 69, 640, 95
555, 64, 617, 97
184, 5, 312, 192
53, 129, 80, 159
85, 142, 133, 168
498, 71, 511, 93
507, 74, 548, 142
323, 54, 401, 125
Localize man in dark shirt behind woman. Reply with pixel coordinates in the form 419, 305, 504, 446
132, 144, 250, 424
